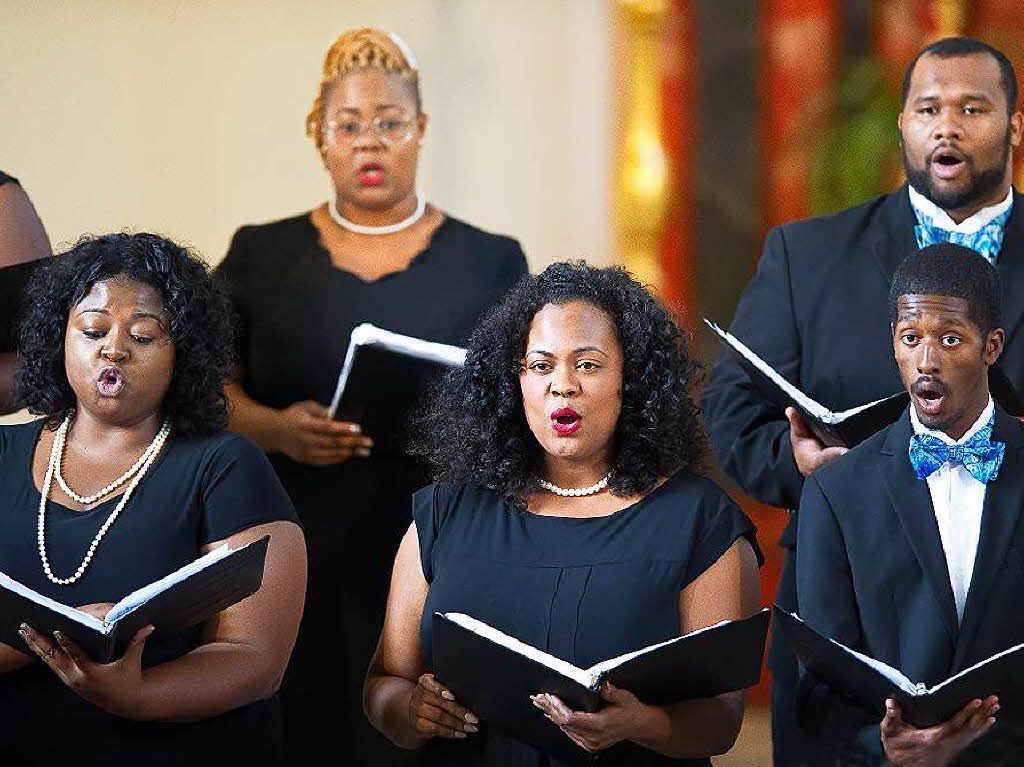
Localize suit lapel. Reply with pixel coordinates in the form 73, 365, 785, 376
881, 412, 960, 643
952, 409, 1024, 671
997, 189, 1024, 344
870, 185, 919, 287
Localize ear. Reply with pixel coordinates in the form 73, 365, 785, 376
985, 327, 1005, 365
416, 111, 429, 140
1010, 111, 1023, 149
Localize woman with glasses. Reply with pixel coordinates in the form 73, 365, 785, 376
216, 27, 528, 765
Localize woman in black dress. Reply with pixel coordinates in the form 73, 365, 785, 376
216, 27, 527, 764
0, 171, 51, 413
0, 233, 306, 766
365, 262, 763, 766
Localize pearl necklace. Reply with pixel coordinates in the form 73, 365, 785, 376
537, 471, 612, 497
327, 192, 426, 235
38, 416, 171, 586
55, 420, 167, 505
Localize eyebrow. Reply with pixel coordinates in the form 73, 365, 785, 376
78, 308, 166, 327
336, 104, 406, 114
525, 346, 608, 357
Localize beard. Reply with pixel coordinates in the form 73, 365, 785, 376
901, 126, 1012, 212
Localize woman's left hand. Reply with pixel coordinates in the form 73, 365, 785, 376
19, 622, 154, 719
532, 682, 651, 754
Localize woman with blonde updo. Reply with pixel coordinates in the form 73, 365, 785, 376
217, 27, 528, 763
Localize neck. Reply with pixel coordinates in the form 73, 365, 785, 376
335, 191, 419, 230
944, 388, 991, 442
943, 173, 1013, 225
68, 408, 163, 453
541, 455, 612, 490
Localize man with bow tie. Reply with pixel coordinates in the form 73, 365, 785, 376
796, 244, 1021, 764
701, 36, 1024, 765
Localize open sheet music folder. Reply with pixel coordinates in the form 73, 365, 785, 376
433, 608, 770, 764
326, 323, 466, 455
0, 536, 269, 662
705, 319, 1024, 449
776, 607, 1024, 728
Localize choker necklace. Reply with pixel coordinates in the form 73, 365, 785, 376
538, 471, 612, 498
38, 416, 171, 586
328, 193, 426, 235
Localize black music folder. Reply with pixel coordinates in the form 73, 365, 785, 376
705, 319, 1024, 448
0, 536, 269, 663
326, 323, 466, 454
705, 319, 907, 448
776, 607, 1024, 728
433, 608, 770, 763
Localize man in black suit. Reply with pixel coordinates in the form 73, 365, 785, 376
796, 245, 1019, 765
701, 37, 1024, 765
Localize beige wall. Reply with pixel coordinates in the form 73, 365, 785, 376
0, 0, 612, 269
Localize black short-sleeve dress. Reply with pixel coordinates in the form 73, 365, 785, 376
0, 421, 299, 766
215, 212, 528, 761
413, 473, 762, 767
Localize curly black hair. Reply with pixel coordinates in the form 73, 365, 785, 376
412, 261, 707, 502
16, 232, 235, 437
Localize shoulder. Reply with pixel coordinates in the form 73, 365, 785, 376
771, 190, 898, 245
412, 481, 502, 527
652, 470, 739, 510
167, 430, 273, 475
810, 420, 896, 498
435, 216, 527, 274
0, 419, 44, 459
220, 213, 313, 273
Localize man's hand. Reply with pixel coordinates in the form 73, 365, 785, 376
881, 696, 998, 766
785, 407, 848, 477
273, 400, 373, 466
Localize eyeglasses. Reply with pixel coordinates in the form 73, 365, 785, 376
323, 116, 416, 146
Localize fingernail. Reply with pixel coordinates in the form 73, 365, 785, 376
454, 731, 467, 738
465, 713, 479, 724
53, 631, 63, 642
441, 690, 455, 701
464, 724, 478, 733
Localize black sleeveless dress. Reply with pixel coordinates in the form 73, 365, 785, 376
0, 421, 299, 766
414, 473, 762, 766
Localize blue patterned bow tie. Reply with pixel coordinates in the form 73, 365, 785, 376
914, 207, 1011, 264
909, 415, 1005, 482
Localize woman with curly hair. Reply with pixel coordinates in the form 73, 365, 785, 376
0, 233, 305, 765
365, 262, 763, 766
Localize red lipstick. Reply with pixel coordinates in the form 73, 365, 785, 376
550, 407, 581, 436
358, 162, 385, 186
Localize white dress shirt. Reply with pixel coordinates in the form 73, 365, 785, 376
908, 185, 1013, 234
909, 397, 994, 624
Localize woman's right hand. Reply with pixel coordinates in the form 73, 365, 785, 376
274, 400, 373, 466
409, 673, 479, 739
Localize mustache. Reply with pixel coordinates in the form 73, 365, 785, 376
911, 376, 948, 397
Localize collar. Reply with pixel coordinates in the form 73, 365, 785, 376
908, 185, 1013, 234
910, 395, 995, 446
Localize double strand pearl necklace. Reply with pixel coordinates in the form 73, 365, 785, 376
537, 471, 612, 498
38, 416, 171, 586
328, 192, 426, 235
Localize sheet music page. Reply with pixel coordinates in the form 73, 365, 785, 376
704, 320, 832, 421
104, 543, 238, 624
0, 571, 105, 632
443, 612, 598, 689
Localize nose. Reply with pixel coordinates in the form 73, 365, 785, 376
916, 341, 940, 375
933, 108, 964, 142
100, 331, 129, 363
351, 124, 385, 151
549, 364, 579, 398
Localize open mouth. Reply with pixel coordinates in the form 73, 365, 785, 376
550, 407, 581, 436
358, 163, 385, 186
912, 378, 946, 416
930, 146, 967, 180
97, 367, 125, 397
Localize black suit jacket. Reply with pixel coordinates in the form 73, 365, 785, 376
701, 185, 1024, 548
796, 407, 1024, 764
